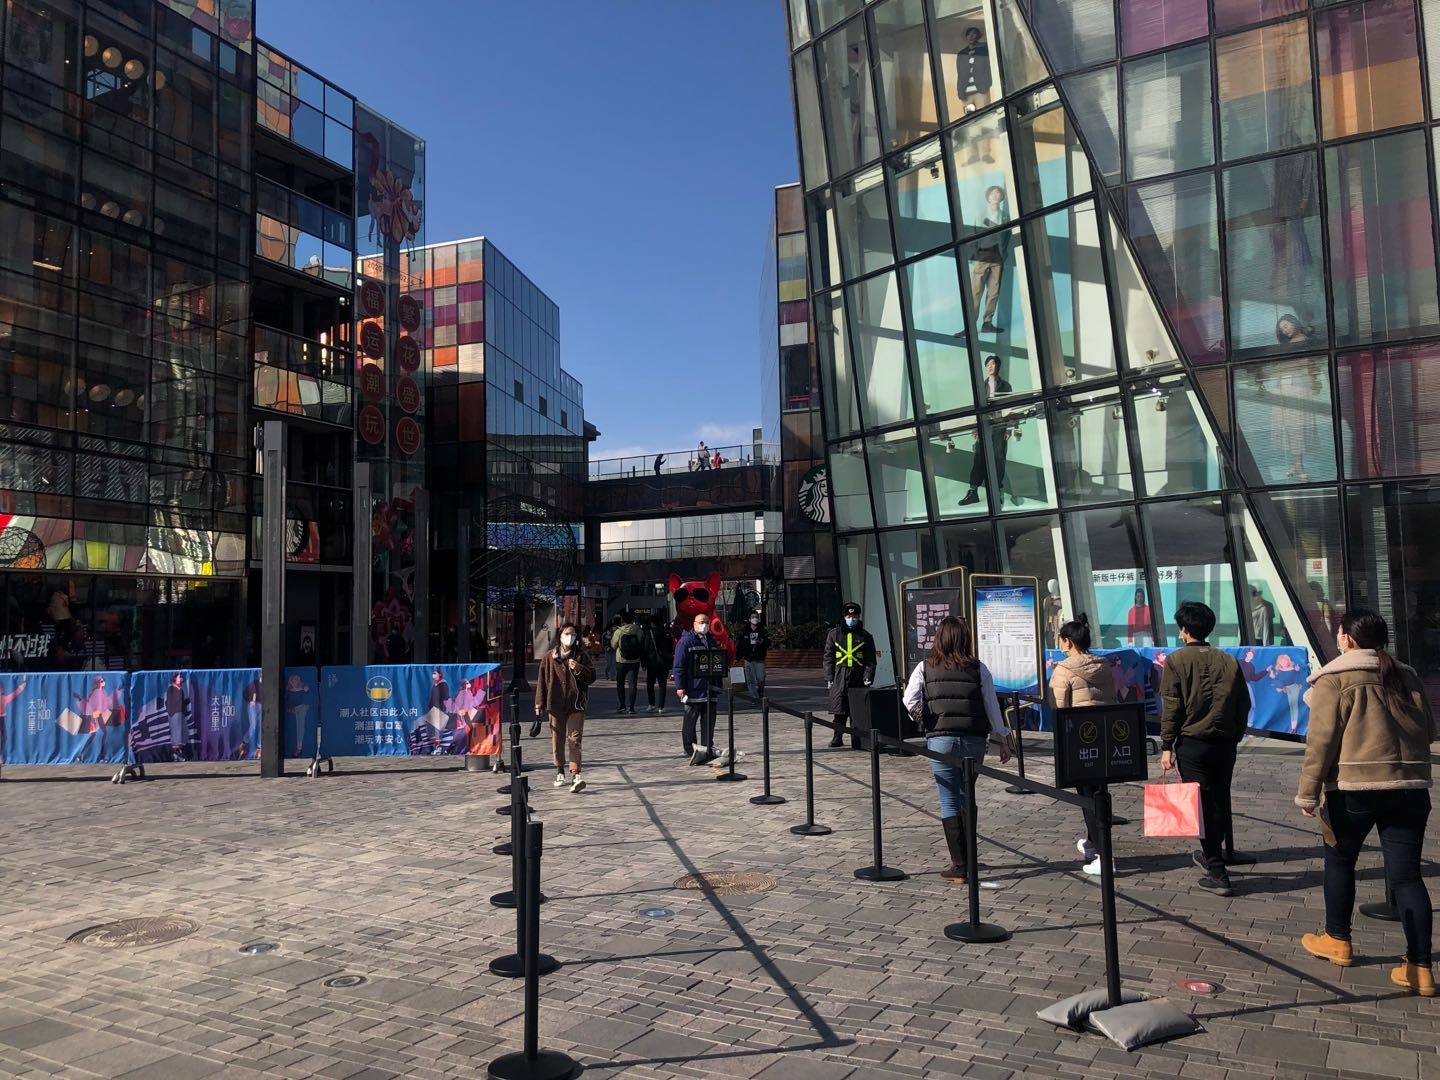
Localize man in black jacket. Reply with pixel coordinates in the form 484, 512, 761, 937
735, 609, 771, 699
823, 602, 877, 749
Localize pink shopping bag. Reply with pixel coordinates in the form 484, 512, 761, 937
1143, 773, 1205, 838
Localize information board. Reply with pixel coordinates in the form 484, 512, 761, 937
972, 582, 1040, 694
688, 647, 727, 681
1053, 701, 1149, 788
901, 587, 965, 676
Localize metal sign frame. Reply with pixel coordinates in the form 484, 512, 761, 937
896, 566, 968, 679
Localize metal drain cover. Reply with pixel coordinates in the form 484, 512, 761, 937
673, 871, 777, 896
68, 916, 200, 949
239, 942, 278, 955
324, 975, 367, 988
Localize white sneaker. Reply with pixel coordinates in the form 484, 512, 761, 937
1077, 837, 1097, 862
553, 771, 567, 787
570, 774, 586, 793
1082, 859, 1104, 876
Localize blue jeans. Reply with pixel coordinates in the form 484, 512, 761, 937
247, 703, 262, 756
927, 734, 988, 819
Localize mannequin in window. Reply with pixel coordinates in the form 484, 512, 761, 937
959, 357, 1013, 507
1126, 588, 1153, 647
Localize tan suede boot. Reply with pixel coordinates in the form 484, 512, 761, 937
1301, 931, 1353, 967
1391, 961, 1436, 997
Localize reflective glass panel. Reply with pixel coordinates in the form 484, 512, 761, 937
870, 0, 940, 149
1239, 491, 1335, 655
906, 251, 975, 415
1344, 481, 1440, 680
837, 532, 895, 686
1120, 0, 1207, 56
787, 0, 812, 45
817, 17, 881, 176
933, 0, 1002, 124
994, 0, 1048, 93
1104, 210, 1179, 372
814, 0, 863, 34
888, 138, 952, 259
1223, 153, 1326, 356
870, 428, 928, 526
1050, 391, 1132, 506
1213, 0, 1304, 34
1126, 173, 1225, 364
1029, 0, 1116, 75
845, 270, 915, 428
834, 165, 893, 278
948, 108, 1018, 235
1026, 200, 1116, 387
999, 514, 1073, 648
1012, 84, 1091, 214
1337, 343, 1440, 479
1144, 498, 1243, 647
1064, 507, 1149, 647
993, 407, 1055, 512
1316, 0, 1424, 140
1132, 375, 1224, 496
1326, 131, 1440, 347
1216, 18, 1315, 161
960, 227, 1039, 394
1059, 67, 1121, 183
1233, 357, 1338, 486
818, 290, 861, 437
923, 416, 986, 519
793, 47, 829, 189
1124, 43, 1213, 181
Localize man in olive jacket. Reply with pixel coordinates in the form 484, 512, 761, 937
1159, 601, 1251, 896
823, 602, 877, 749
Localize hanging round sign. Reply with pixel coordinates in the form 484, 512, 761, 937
359, 280, 385, 318
395, 416, 421, 456
358, 405, 385, 445
359, 363, 384, 402
396, 335, 421, 372
396, 374, 420, 415
397, 293, 421, 332
360, 322, 385, 360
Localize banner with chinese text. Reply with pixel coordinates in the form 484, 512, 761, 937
1, 672, 129, 766
318, 664, 502, 757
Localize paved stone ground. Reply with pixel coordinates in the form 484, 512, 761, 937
0, 671, 1437, 1079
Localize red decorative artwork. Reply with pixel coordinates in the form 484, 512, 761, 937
397, 293, 421, 332
360, 280, 385, 317
359, 404, 386, 445
359, 363, 384, 402
396, 374, 420, 415
396, 335, 421, 372
394, 416, 421, 456
360, 322, 385, 359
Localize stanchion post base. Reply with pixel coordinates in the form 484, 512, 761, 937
487, 952, 560, 978
944, 921, 1012, 944
493, 842, 513, 856
490, 891, 548, 910
749, 794, 787, 806
487, 1049, 581, 1080
1004, 785, 1037, 796
497, 784, 513, 795
1110, 815, 1130, 826
854, 866, 907, 882
789, 823, 832, 837
1360, 901, 1401, 922
714, 772, 748, 783
497, 805, 513, 816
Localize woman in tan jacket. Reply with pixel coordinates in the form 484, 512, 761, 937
534, 622, 596, 794
1049, 614, 1116, 876
1297, 609, 1435, 997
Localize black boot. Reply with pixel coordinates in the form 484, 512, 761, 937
941, 816, 967, 882
828, 719, 844, 748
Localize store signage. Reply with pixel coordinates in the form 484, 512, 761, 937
396, 335, 421, 372
360, 322, 385, 359
0, 633, 50, 661
1053, 702, 1148, 788
359, 363, 384, 402
359, 405, 385, 446
397, 293, 421, 332
797, 464, 829, 524
360, 280, 385, 318
394, 416, 421, 457
396, 375, 420, 415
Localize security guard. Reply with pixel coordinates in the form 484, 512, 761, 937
823, 602, 877, 749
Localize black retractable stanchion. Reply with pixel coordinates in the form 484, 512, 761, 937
488, 821, 578, 1080
944, 757, 1010, 943
1361, 886, 1401, 922
750, 698, 785, 806
715, 688, 746, 783
789, 713, 832, 837
492, 772, 525, 909
854, 725, 905, 882
494, 717, 522, 857
1003, 693, 1036, 797
489, 779, 559, 978
1093, 786, 1123, 1006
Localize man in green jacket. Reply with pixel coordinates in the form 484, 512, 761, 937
1159, 601, 1251, 896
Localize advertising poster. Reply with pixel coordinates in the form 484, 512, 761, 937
318, 663, 503, 757
128, 668, 262, 764
901, 587, 965, 677
1, 672, 129, 766
282, 667, 320, 760
973, 584, 1040, 695
465, 667, 504, 757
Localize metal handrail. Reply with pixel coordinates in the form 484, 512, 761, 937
588, 443, 780, 479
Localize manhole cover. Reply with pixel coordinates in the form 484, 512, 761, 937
639, 907, 675, 919
68, 917, 200, 949
673, 872, 777, 896
239, 942, 279, 955
324, 975, 367, 988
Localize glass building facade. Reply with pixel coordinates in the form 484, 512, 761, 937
786, 0, 1440, 693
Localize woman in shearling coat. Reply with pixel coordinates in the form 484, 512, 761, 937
1049, 614, 1116, 875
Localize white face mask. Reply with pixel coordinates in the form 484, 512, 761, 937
561, 634, 575, 648
750, 617, 760, 626
696, 623, 709, 635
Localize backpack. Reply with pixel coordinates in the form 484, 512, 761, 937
618, 627, 641, 663
640, 627, 661, 670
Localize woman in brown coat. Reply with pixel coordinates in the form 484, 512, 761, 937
1048, 614, 1117, 876
535, 622, 596, 793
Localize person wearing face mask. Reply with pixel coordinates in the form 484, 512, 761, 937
534, 621, 596, 793
673, 611, 724, 765
735, 609, 771, 699
823, 602, 877, 749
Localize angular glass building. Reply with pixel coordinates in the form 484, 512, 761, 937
785, 0, 1440, 691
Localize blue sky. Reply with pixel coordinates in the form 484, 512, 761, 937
260, 0, 800, 462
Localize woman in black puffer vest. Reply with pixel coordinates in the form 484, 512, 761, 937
902, 616, 1011, 883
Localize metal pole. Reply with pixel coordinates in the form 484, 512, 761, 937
750, 699, 785, 806
350, 462, 372, 665
789, 713, 831, 836
1004, 692, 1034, 796
413, 487, 430, 664
854, 728, 906, 882
715, 687, 746, 782
943, 756, 1010, 943
457, 514, 471, 661
259, 419, 286, 779
1095, 787, 1123, 1007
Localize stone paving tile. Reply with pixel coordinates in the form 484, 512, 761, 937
0, 677, 1437, 1078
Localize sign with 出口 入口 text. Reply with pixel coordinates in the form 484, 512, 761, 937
1053, 701, 1148, 788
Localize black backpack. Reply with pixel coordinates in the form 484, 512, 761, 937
618, 628, 641, 663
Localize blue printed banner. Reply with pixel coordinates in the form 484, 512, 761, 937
129, 668, 263, 763
1035, 646, 1310, 736
1, 672, 129, 766
282, 668, 320, 760
318, 664, 503, 757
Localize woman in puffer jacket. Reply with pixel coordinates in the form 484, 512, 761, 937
1048, 614, 1117, 876
1297, 608, 1436, 997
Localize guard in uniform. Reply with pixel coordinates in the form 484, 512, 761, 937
823, 602, 877, 749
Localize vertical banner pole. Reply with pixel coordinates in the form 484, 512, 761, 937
260, 419, 286, 779
351, 462, 372, 666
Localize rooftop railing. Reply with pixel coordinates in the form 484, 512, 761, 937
588, 443, 780, 480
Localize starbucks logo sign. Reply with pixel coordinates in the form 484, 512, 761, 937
798, 465, 830, 524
